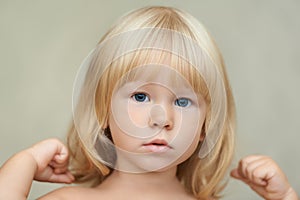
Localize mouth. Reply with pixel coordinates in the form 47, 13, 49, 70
142, 139, 172, 153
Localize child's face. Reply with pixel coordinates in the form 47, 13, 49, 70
108, 65, 207, 172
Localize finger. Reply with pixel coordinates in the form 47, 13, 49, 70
54, 145, 69, 164
47, 172, 75, 184
231, 155, 265, 183
230, 169, 252, 185
230, 168, 242, 179
53, 166, 69, 174
49, 163, 68, 174
251, 161, 276, 185
50, 148, 70, 168
238, 155, 265, 178
48, 161, 69, 174
49, 159, 69, 169
28, 138, 69, 171
35, 166, 75, 183
244, 157, 268, 186
237, 155, 264, 180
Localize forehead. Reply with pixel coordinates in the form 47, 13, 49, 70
100, 47, 210, 106
115, 64, 195, 94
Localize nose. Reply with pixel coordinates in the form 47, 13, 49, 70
149, 104, 173, 129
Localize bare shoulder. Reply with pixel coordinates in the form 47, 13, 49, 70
37, 185, 203, 200
37, 186, 102, 200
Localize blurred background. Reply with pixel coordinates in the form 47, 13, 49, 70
0, 0, 299, 199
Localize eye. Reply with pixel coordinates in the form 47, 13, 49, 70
132, 93, 150, 102
175, 98, 191, 107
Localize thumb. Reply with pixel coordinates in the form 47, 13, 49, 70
53, 145, 69, 164
230, 168, 241, 179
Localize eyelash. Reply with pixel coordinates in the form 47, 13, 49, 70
131, 92, 150, 102
131, 92, 192, 107
175, 98, 192, 107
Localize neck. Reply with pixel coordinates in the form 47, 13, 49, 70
99, 166, 183, 191
97, 166, 197, 199
115, 166, 177, 184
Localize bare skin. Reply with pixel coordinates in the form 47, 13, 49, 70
39, 163, 197, 200
0, 139, 74, 200
230, 155, 298, 200
0, 139, 298, 200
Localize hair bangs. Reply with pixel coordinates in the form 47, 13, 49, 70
107, 48, 210, 103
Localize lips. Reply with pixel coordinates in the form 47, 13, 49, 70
142, 139, 171, 153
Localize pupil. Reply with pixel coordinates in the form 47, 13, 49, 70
135, 94, 146, 101
177, 98, 188, 107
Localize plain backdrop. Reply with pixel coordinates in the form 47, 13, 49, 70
0, 0, 299, 199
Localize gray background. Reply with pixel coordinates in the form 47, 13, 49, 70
0, 0, 299, 199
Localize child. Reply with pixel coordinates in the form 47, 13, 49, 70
0, 6, 297, 200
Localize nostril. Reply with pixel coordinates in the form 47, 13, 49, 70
164, 121, 173, 129
150, 119, 165, 127
149, 104, 173, 129
152, 122, 159, 127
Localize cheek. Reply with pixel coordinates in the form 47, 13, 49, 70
178, 107, 205, 135
182, 132, 201, 156
111, 95, 154, 138
128, 103, 150, 128
109, 115, 138, 152
170, 108, 205, 156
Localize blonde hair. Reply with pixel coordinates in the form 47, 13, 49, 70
67, 6, 235, 200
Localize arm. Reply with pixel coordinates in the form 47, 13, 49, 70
0, 139, 74, 200
231, 155, 298, 200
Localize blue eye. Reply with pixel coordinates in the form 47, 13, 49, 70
132, 93, 150, 102
175, 98, 191, 107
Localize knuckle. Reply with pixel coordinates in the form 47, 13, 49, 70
239, 158, 249, 167
252, 169, 261, 178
